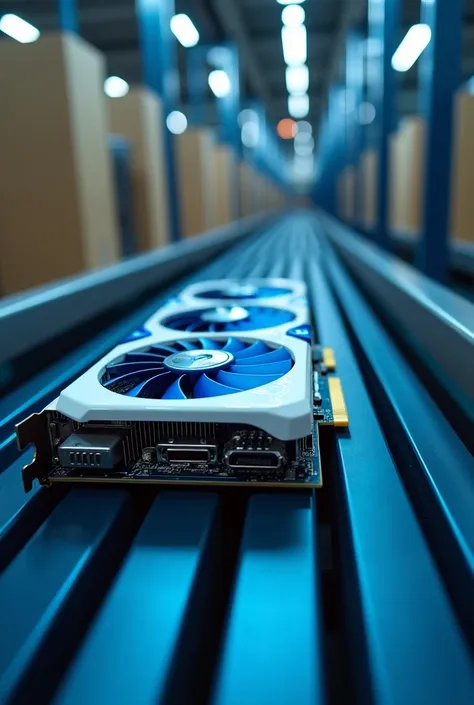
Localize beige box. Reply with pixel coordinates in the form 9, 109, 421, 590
108, 88, 170, 251
338, 165, 356, 222
450, 92, 474, 242
360, 149, 378, 230
175, 128, 216, 237
209, 144, 234, 228
388, 116, 425, 235
239, 161, 254, 218
0, 32, 119, 296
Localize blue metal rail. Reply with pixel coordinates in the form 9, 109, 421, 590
0, 212, 473, 705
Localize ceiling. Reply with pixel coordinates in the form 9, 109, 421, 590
1, 0, 474, 141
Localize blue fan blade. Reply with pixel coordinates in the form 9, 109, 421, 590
216, 370, 282, 390
162, 375, 187, 399
256, 287, 292, 298
235, 348, 291, 365
125, 352, 166, 363
193, 373, 240, 398
105, 361, 165, 378
229, 359, 292, 375
150, 344, 180, 356
166, 317, 194, 330
185, 321, 205, 332
127, 372, 174, 398
174, 340, 196, 350
198, 338, 221, 350
223, 338, 246, 354
234, 341, 271, 359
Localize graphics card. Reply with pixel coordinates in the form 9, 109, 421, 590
16, 279, 348, 492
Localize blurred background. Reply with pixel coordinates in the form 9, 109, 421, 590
0, 0, 472, 297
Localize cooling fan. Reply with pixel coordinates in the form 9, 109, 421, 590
101, 337, 294, 400
197, 283, 292, 300
180, 278, 307, 307
160, 305, 295, 333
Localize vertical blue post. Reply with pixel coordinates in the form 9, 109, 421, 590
368, 0, 399, 247
187, 43, 242, 219
58, 0, 78, 33
136, 0, 181, 241
345, 31, 365, 225
417, 0, 462, 282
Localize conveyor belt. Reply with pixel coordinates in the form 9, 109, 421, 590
0, 213, 473, 705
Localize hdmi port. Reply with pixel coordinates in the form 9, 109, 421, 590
226, 451, 283, 472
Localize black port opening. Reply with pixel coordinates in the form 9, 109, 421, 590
227, 452, 280, 469
167, 448, 210, 464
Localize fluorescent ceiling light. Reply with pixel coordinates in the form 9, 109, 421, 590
281, 5, 305, 27
277, 0, 305, 5
241, 121, 260, 148
208, 69, 231, 98
288, 93, 309, 119
166, 111, 188, 134
296, 120, 312, 134
0, 14, 40, 43
104, 76, 129, 98
281, 25, 307, 66
286, 65, 309, 94
358, 102, 376, 125
392, 24, 431, 72
170, 14, 199, 48
294, 132, 314, 155
294, 131, 313, 146
238, 109, 258, 127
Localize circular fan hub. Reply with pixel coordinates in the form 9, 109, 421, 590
223, 284, 258, 298
200, 306, 250, 324
164, 349, 235, 373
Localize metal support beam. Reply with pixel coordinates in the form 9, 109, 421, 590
136, 0, 181, 241
417, 0, 463, 282
345, 31, 365, 224
210, 0, 271, 106
57, 0, 78, 33
368, 0, 400, 248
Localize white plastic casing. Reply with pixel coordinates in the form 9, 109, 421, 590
49, 279, 313, 441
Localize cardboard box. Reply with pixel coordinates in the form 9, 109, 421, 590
388, 116, 424, 235
360, 149, 378, 231
108, 88, 170, 250
175, 128, 216, 237
0, 32, 119, 296
450, 92, 474, 242
338, 166, 356, 222
210, 144, 234, 228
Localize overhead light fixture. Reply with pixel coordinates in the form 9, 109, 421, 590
288, 93, 309, 119
392, 23, 431, 72
238, 109, 258, 127
170, 14, 199, 48
285, 65, 309, 94
208, 69, 231, 98
294, 131, 313, 146
166, 111, 188, 134
281, 25, 307, 66
294, 134, 314, 156
281, 4, 305, 27
358, 102, 376, 125
241, 121, 260, 148
277, 0, 306, 5
277, 118, 297, 139
296, 120, 312, 134
0, 14, 40, 43
104, 76, 130, 98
